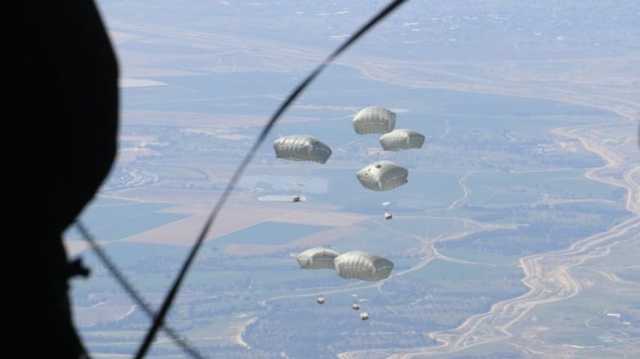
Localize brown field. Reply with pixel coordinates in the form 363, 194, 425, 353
224, 225, 363, 257
124, 199, 368, 248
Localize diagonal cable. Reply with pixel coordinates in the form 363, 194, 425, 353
134, 1, 409, 357
76, 221, 205, 359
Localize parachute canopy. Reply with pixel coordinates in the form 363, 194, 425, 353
296, 247, 340, 269
379, 129, 425, 151
356, 161, 408, 191
334, 251, 394, 281
353, 106, 396, 135
273, 135, 332, 164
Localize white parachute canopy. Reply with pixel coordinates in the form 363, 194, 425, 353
353, 106, 396, 135
273, 135, 332, 164
296, 247, 340, 269
356, 161, 408, 191
334, 251, 394, 281
379, 129, 425, 151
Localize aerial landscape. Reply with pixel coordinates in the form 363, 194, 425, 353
64, 1, 639, 358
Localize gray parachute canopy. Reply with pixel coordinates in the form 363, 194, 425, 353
334, 251, 394, 281
353, 106, 396, 135
379, 129, 425, 151
273, 135, 332, 164
296, 247, 340, 269
356, 161, 408, 191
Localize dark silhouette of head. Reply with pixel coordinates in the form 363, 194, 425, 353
26, 1, 119, 357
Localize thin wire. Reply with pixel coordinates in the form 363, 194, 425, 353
76, 222, 205, 359
134, 1, 409, 357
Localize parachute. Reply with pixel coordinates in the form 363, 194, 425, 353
353, 106, 396, 135
296, 247, 340, 269
356, 161, 408, 191
379, 129, 425, 151
334, 251, 394, 281
273, 135, 332, 164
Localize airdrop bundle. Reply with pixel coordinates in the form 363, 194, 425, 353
352, 106, 425, 219
296, 247, 393, 320
296, 247, 394, 282
272, 105, 425, 208
273, 105, 427, 319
